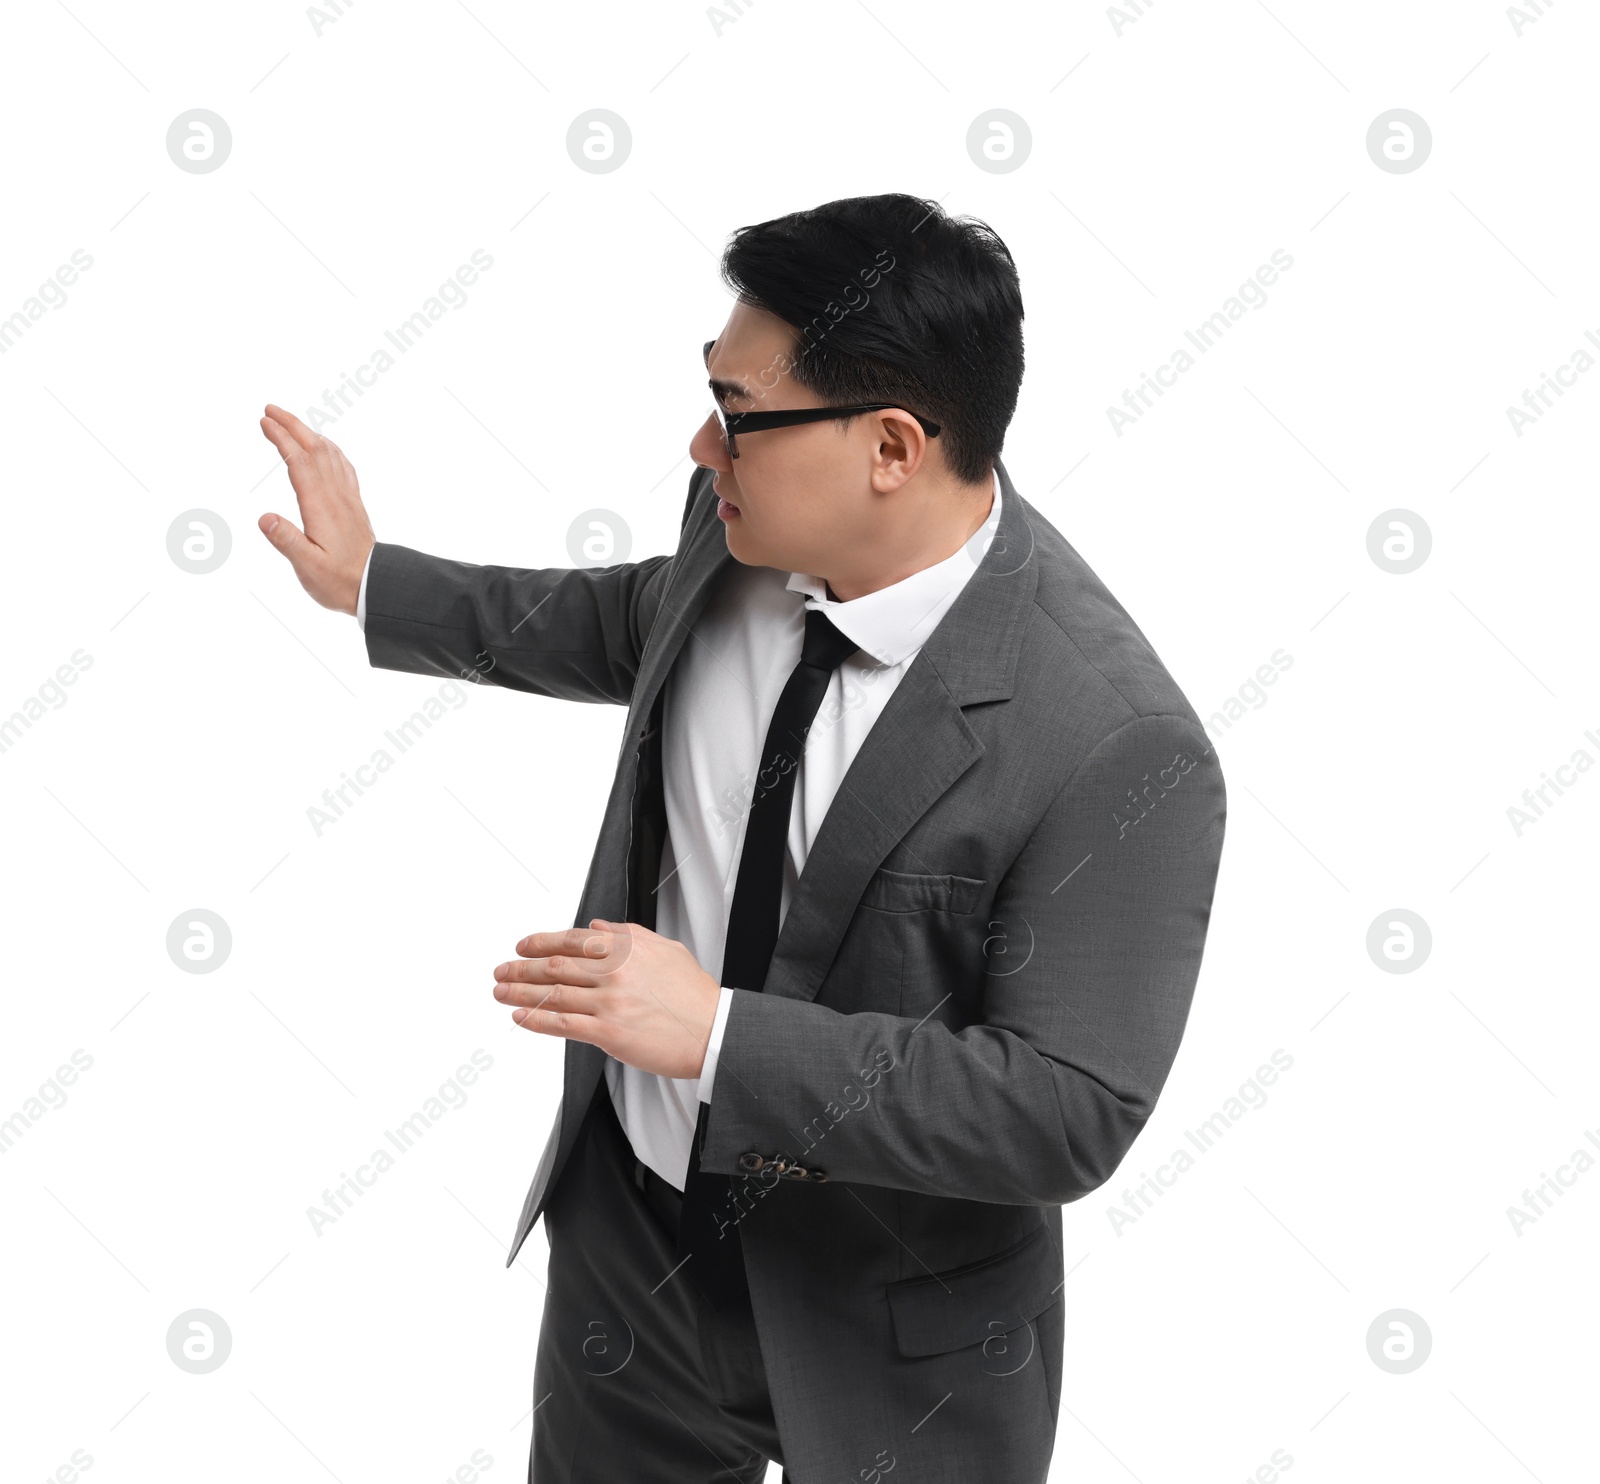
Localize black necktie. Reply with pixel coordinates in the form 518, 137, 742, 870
675, 605, 860, 1309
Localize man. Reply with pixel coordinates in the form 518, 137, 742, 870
258, 193, 1225, 1484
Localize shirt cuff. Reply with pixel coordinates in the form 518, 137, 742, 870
697, 987, 735, 1104
355, 545, 374, 631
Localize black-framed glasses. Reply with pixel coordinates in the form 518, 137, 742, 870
704, 340, 940, 459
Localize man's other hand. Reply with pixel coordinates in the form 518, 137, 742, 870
257, 404, 376, 615
494, 920, 723, 1081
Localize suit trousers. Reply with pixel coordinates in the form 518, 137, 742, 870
529, 1082, 797, 1483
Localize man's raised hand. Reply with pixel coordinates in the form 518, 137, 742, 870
257, 404, 376, 615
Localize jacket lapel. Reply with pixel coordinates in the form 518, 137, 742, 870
625, 470, 739, 740
761, 456, 1039, 1005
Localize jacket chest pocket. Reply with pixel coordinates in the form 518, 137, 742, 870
848, 867, 991, 1022
859, 866, 985, 915
819, 868, 989, 1019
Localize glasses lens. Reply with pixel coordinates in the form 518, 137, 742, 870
705, 341, 738, 458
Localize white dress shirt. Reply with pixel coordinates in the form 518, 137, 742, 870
358, 472, 1001, 1192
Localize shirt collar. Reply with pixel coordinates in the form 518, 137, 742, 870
784, 469, 1002, 669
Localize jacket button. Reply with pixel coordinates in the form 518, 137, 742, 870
737, 1152, 765, 1173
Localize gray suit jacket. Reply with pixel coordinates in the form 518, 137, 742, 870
362, 455, 1226, 1482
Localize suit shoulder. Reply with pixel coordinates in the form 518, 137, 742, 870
1014, 496, 1204, 736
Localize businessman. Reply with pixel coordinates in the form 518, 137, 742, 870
258, 193, 1226, 1483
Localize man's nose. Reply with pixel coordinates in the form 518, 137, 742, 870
690, 411, 731, 472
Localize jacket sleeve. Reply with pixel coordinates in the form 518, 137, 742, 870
360, 467, 707, 704
697, 712, 1226, 1206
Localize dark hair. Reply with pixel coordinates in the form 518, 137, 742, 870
718, 193, 1024, 486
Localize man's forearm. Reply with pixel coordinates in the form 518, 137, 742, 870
700, 992, 1146, 1205
361, 540, 676, 704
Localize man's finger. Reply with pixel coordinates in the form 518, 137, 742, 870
495, 955, 602, 988
510, 1002, 606, 1046
258, 510, 309, 557
495, 979, 600, 1011
585, 920, 639, 974
516, 928, 611, 958
496, 970, 618, 1055
260, 414, 302, 463
263, 403, 322, 454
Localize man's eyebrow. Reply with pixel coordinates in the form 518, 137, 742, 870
708, 376, 753, 406
703, 338, 752, 404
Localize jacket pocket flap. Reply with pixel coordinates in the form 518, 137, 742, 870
861, 867, 984, 914
886, 1224, 1058, 1357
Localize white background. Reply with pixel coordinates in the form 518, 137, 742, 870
2, 1, 1596, 1480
